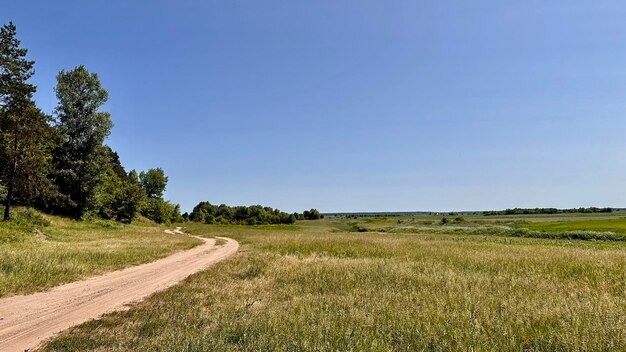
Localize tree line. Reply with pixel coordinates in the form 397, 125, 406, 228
187, 202, 321, 225
482, 207, 613, 216
0, 22, 180, 223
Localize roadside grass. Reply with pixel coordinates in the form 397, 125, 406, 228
43, 221, 626, 351
0, 208, 201, 297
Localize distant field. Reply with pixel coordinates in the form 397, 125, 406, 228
43, 218, 626, 351
521, 217, 626, 234
0, 209, 200, 297
330, 210, 626, 228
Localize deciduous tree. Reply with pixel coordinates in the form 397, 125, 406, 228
52, 65, 112, 217
139, 168, 168, 199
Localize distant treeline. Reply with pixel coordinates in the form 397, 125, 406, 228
0, 22, 180, 223
187, 202, 321, 225
326, 212, 432, 217
483, 207, 613, 216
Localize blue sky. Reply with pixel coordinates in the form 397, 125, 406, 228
4, 1, 626, 213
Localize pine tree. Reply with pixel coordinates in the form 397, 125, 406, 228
0, 22, 52, 220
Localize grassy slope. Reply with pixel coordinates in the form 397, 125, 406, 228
43, 220, 626, 351
0, 209, 201, 297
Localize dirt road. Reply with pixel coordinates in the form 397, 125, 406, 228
0, 231, 238, 352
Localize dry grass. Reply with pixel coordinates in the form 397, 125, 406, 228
42, 220, 626, 351
0, 209, 201, 297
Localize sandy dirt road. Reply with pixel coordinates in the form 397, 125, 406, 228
0, 231, 238, 352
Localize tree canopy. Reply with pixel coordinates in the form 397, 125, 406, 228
139, 168, 168, 199
190, 202, 296, 225
0, 22, 54, 220
0, 22, 182, 224
52, 65, 113, 217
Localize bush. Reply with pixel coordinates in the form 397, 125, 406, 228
348, 222, 368, 232
82, 214, 121, 229
11, 208, 50, 228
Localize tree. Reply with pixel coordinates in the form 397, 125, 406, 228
0, 185, 6, 204
0, 22, 53, 220
139, 168, 168, 199
171, 204, 183, 223
104, 146, 126, 179
52, 65, 112, 217
135, 167, 181, 223
92, 148, 146, 223
216, 203, 231, 216
0, 104, 55, 220
303, 208, 321, 220
142, 198, 179, 224
189, 201, 297, 225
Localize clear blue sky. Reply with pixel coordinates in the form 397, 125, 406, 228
4, 1, 626, 213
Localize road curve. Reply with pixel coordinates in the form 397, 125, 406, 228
0, 233, 239, 352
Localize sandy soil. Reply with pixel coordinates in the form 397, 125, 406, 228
0, 229, 238, 352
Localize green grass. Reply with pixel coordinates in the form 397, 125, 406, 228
42, 220, 626, 351
389, 224, 626, 241
339, 212, 626, 241
0, 208, 201, 297
521, 217, 626, 234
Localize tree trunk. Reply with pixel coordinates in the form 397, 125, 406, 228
3, 160, 17, 221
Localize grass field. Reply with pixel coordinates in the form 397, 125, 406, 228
521, 217, 626, 234
0, 208, 201, 297
332, 212, 626, 241
42, 218, 626, 351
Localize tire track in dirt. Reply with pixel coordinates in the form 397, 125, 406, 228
0, 230, 238, 351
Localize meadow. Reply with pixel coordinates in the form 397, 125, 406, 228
521, 217, 626, 234
41, 214, 626, 351
0, 208, 201, 297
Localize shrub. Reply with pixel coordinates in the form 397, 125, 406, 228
348, 222, 368, 232
11, 208, 50, 228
